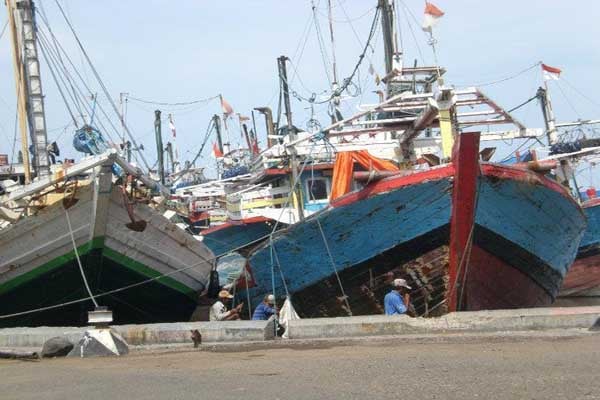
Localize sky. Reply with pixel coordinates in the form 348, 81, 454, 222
0, 0, 599, 182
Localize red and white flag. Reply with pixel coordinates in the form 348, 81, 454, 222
212, 142, 224, 158
168, 114, 177, 138
422, 2, 444, 33
542, 63, 561, 81
220, 96, 234, 118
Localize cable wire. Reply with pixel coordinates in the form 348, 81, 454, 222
457, 62, 542, 88
126, 94, 220, 107
52, 0, 152, 171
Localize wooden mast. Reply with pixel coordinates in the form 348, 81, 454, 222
379, 0, 402, 99
6, 0, 31, 183
278, 55, 305, 222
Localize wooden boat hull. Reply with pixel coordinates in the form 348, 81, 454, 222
0, 183, 214, 327
201, 216, 284, 257
239, 164, 585, 317
559, 200, 600, 297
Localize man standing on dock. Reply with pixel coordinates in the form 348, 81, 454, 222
384, 279, 411, 315
210, 290, 243, 321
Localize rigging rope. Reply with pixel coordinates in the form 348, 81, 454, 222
555, 80, 583, 120
36, 32, 80, 127
506, 93, 539, 114
173, 118, 216, 180
0, 20, 8, 41
126, 94, 220, 107
37, 28, 86, 123
562, 77, 600, 109
311, 0, 333, 85
314, 4, 382, 105
35, 19, 121, 144
397, 0, 426, 65
315, 218, 352, 315
52, 0, 152, 171
315, 4, 376, 23
36, 19, 88, 124
457, 62, 542, 88
64, 206, 99, 308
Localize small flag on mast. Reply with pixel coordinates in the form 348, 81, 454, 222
213, 142, 223, 158
422, 2, 445, 33
542, 63, 561, 81
220, 96, 234, 118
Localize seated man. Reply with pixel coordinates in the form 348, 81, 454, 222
209, 290, 243, 321
384, 278, 411, 315
252, 294, 276, 320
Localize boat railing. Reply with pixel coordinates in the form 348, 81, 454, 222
226, 184, 292, 220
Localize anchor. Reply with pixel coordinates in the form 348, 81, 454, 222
120, 184, 147, 232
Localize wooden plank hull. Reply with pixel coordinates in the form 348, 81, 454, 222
0, 185, 214, 327
560, 200, 600, 297
240, 163, 585, 317
201, 216, 283, 257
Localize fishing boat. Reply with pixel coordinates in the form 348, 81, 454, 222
514, 83, 600, 300
233, 0, 587, 317
0, 153, 214, 327
0, 0, 214, 327
543, 135, 600, 299
561, 198, 600, 297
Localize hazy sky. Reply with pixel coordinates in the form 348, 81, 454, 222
0, 0, 599, 180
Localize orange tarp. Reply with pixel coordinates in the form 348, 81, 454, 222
330, 150, 399, 201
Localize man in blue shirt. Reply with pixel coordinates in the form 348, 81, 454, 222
384, 278, 411, 315
252, 294, 276, 320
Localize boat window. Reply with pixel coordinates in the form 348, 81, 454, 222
306, 178, 329, 201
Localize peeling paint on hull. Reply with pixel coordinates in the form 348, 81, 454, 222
240, 164, 586, 317
561, 202, 600, 297
202, 217, 283, 256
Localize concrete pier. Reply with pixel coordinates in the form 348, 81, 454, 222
0, 306, 598, 350
0, 319, 276, 349
287, 306, 600, 339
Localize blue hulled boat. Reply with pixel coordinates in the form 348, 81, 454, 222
561, 199, 600, 296
239, 161, 585, 317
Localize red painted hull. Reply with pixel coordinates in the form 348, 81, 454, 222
560, 254, 600, 297
462, 246, 552, 310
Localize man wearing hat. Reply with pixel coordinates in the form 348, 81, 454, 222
210, 290, 243, 321
252, 294, 276, 320
384, 278, 411, 315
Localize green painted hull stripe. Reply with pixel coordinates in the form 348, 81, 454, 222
0, 237, 104, 296
0, 237, 197, 299
102, 247, 196, 298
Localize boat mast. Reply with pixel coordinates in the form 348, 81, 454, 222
326, 0, 341, 122
278, 55, 304, 222
254, 107, 276, 147
218, 95, 232, 156
154, 110, 165, 184
212, 114, 224, 178
537, 86, 559, 146
379, 0, 402, 99
6, 0, 31, 183
16, 0, 51, 177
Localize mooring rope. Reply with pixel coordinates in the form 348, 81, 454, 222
315, 218, 352, 315
64, 206, 99, 308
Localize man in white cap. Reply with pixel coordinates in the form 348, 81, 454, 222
384, 278, 411, 315
252, 294, 276, 320
210, 290, 243, 321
